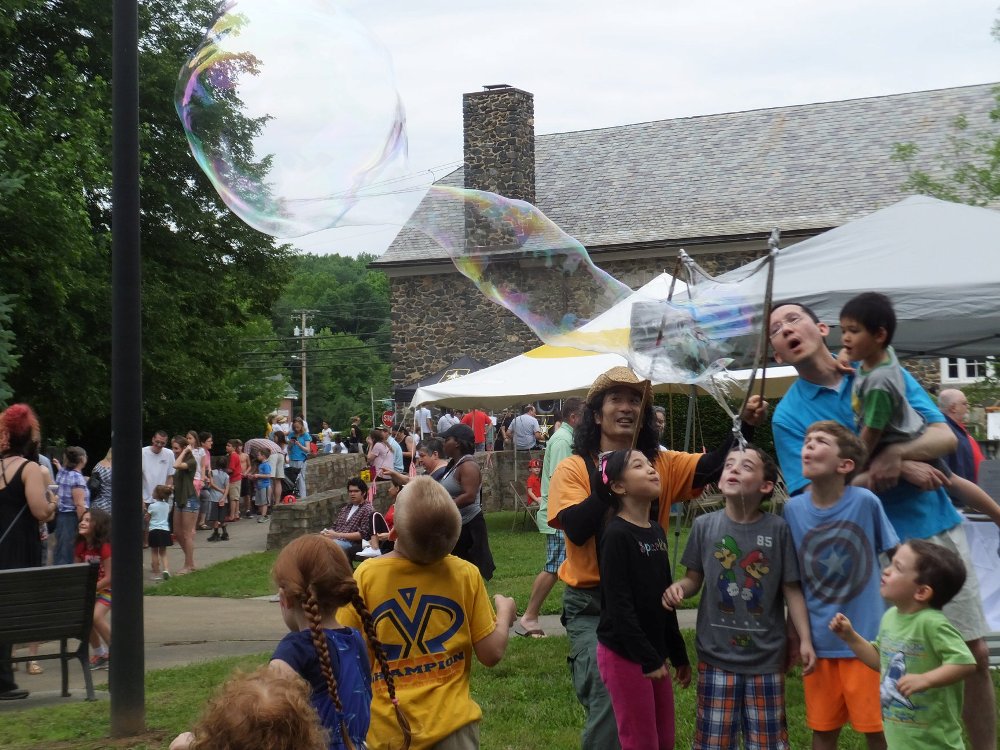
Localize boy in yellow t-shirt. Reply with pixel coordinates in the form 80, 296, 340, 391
340, 476, 517, 749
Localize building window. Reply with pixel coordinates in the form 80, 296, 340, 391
940, 357, 993, 384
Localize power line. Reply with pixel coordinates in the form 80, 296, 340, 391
236, 343, 392, 357
238, 332, 389, 344
233, 360, 391, 370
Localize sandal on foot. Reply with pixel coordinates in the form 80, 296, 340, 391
512, 621, 546, 638
27, 661, 43, 675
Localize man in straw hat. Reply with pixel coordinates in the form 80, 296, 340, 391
548, 366, 766, 749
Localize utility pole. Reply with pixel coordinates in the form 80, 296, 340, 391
111, 0, 144, 735
292, 310, 317, 421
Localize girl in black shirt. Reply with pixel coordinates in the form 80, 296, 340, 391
593, 449, 690, 750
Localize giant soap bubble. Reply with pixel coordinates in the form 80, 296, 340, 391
176, 1, 773, 420
405, 183, 773, 418
175, 0, 431, 238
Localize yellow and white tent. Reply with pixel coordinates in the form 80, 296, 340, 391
410, 273, 796, 410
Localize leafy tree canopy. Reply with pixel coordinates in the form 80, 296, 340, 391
891, 21, 1000, 205
0, 0, 291, 440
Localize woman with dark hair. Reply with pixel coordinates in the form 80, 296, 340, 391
54, 446, 89, 565
287, 417, 311, 498
194, 432, 213, 530
90, 447, 113, 515
347, 416, 364, 454
393, 426, 415, 474
366, 428, 393, 478
172, 433, 199, 575
439, 424, 495, 581
0, 404, 55, 700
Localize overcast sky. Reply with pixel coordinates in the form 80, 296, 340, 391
284, 0, 999, 257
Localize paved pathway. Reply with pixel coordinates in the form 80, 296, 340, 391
1, 516, 696, 710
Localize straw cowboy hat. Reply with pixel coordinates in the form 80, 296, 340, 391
585, 366, 651, 406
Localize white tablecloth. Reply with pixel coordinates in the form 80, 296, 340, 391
963, 518, 1000, 631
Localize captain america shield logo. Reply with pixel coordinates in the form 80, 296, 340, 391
798, 520, 873, 604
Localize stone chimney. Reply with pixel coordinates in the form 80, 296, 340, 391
462, 85, 535, 252
462, 85, 535, 203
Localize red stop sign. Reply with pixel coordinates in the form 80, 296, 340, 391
382, 410, 394, 428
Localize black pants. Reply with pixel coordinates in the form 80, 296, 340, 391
452, 511, 495, 581
0, 643, 17, 693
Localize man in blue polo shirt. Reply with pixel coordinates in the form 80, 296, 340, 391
768, 301, 996, 750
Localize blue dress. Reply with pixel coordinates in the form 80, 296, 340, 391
272, 626, 371, 749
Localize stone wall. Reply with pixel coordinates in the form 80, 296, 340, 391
900, 358, 941, 393
266, 449, 545, 550
389, 249, 768, 390
302, 452, 368, 496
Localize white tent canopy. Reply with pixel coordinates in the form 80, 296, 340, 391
410, 273, 797, 409
723, 196, 1000, 359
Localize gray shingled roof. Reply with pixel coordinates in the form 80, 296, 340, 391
375, 83, 999, 266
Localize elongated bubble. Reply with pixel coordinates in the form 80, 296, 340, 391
175, 0, 430, 238
406, 184, 770, 414
407, 185, 635, 340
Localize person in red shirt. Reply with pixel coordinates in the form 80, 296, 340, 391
461, 408, 491, 452
225, 440, 244, 522
525, 458, 542, 505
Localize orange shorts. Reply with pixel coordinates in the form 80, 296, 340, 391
803, 657, 882, 733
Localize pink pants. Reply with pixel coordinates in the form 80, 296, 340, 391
597, 642, 676, 750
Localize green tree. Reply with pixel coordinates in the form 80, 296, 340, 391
273, 253, 390, 346
302, 330, 391, 429
0, 0, 292, 438
260, 253, 392, 427
0, 30, 112, 434
891, 22, 1000, 205
0, 138, 23, 405
961, 360, 1000, 421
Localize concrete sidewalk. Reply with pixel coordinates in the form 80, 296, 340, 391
1, 516, 697, 710
1, 516, 281, 709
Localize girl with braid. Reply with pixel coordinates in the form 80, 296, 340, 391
271, 534, 407, 749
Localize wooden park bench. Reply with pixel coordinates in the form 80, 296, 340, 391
0, 562, 98, 700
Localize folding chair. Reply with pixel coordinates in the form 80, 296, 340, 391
765, 476, 790, 516
684, 483, 726, 526
510, 479, 538, 530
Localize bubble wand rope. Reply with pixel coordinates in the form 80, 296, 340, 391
756, 230, 781, 405
630, 380, 652, 452
731, 233, 779, 449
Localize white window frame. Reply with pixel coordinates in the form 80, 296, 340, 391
939, 356, 995, 384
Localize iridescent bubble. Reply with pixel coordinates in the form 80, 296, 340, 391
626, 254, 771, 416
407, 184, 634, 340
408, 182, 770, 415
175, 0, 430, 238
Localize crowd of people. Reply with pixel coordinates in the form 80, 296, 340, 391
2, 289, 998, 750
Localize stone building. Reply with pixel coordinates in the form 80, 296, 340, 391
371, 83, 999, 396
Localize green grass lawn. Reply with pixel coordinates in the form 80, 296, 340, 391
144, 511, 697, 611
9, 635, 976, 750
5, 511, 995, 748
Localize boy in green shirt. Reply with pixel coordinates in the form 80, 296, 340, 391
830, 539, 976, 749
